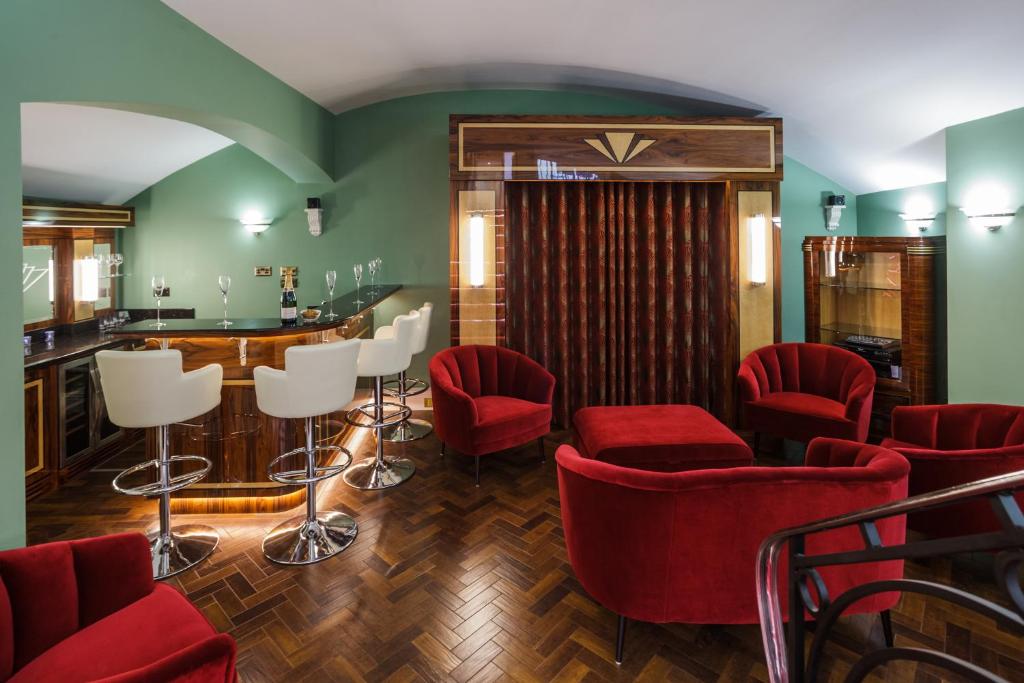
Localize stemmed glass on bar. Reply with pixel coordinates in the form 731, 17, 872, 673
151, 275, 166, 328
353, 263, 364, 305
368, 257, 380, 294
217, 275, 232, 327
324, 270, 338, 319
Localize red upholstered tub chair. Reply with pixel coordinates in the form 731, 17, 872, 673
738, 342, 877, 454
429, 345, 555, 485
0, 533, 236, 683
556, 438, 909, 663
881, 403, 1024, 538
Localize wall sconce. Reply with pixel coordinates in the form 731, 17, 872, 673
72, 256, 99, 302
241, 210, 271, 235
468, 212, 486, 287
305, 197, 323, 237
748, 213, 768, 286
824, 194, 846, 231
960, 184, 1015, 231
899, 196, 936, 232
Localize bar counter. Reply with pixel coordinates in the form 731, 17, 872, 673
110, 284, 401, 514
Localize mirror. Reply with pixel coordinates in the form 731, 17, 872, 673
23, 244, 54, 325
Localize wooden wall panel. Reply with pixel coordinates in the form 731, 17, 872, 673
451, 115, 783, 182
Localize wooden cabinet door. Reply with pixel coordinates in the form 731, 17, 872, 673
25, 366, 57, 500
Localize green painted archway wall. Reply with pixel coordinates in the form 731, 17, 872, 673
0, 0, 335, 548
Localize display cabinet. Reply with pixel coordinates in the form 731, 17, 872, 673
804, 236, 945, 442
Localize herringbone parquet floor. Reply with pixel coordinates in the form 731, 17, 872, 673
26, 418, 1024, 682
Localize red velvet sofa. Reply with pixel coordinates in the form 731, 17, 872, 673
738, 342, 876, 449
556, 438, 909, 663
881, 403, 1024, 538
429, 345, 555, 484
0, 533, 236, 683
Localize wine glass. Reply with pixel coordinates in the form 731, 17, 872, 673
368, 258, 379, 294
151, 275, 166, 328
218, 275, 232, 327
353, 263, 364, 305
111, 253, 123, 277
325, 270, 338, 319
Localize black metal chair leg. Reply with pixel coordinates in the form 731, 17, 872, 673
537, 436, 545, 462
615, 614, 627, 664
880, 609, 894, 648
475, 456, 480, 487
440, 441, 446, 458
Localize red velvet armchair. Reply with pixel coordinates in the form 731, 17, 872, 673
556, 438, 909, 663
881, 403, 1024, 538
0, 533, 236, 683
738, 343, 876, 451
429, 345, 555, 485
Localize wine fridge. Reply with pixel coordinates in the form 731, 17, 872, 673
58, 349, 123, 468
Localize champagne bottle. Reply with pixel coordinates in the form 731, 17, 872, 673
280, 272, 297, 326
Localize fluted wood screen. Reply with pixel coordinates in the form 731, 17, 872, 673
505, 182, 731, 426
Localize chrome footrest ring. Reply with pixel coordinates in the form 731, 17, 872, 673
382, 377, 429, 399
267, 445, 350, 485
344, 402, 412, 429
112, 455, 213, 496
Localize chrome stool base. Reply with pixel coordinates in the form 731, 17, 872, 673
263, 416, 356, 565
343, 456, 415, 490
148, 524, 219, 579
381, 418, 433, 442
262, 512, 358, 565
381, 371, 432, 443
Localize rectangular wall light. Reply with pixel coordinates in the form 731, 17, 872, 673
748, 213, 767, 286
469, 212, 486, 287
73, 257, 99, 302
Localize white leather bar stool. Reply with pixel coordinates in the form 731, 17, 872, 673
381, 302, 434, 442
95, 349, 222, 579
254, 338, 361, 565
343, 311, 419, 489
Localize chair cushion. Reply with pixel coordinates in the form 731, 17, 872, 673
744, 391, 858, 443
0, 577, 12, 680
0, 541, 79, 671
469, 395, 551, 455
10, 584, 217, 683
573, 405, 753, 471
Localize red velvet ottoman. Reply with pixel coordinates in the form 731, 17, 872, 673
573, 405, 753, 471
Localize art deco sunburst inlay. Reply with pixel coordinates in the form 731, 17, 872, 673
583, 132, 657, 163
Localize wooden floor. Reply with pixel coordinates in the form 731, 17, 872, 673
26, 418, 1024, 683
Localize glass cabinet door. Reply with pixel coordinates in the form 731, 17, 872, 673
818, 248, 902, 343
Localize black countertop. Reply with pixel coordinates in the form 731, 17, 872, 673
111, 284, 402, 337
23, 331, 126, 370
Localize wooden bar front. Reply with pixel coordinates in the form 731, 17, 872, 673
111, 286, 400, 514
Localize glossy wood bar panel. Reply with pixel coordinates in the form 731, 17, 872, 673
451, 115, 783, 182
110, 285, 401, 514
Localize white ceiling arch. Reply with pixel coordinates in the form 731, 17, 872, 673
21, 103, 233, 204
163, 0, 1024, 194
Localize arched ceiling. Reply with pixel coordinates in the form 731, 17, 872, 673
163, 0, 1024, 195
21, 104, 232, 204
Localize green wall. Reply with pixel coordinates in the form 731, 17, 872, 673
858, 182, 947, 237
778, 158, 858, 341
0, 0, 334, 549
946, 108, 1024, 403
